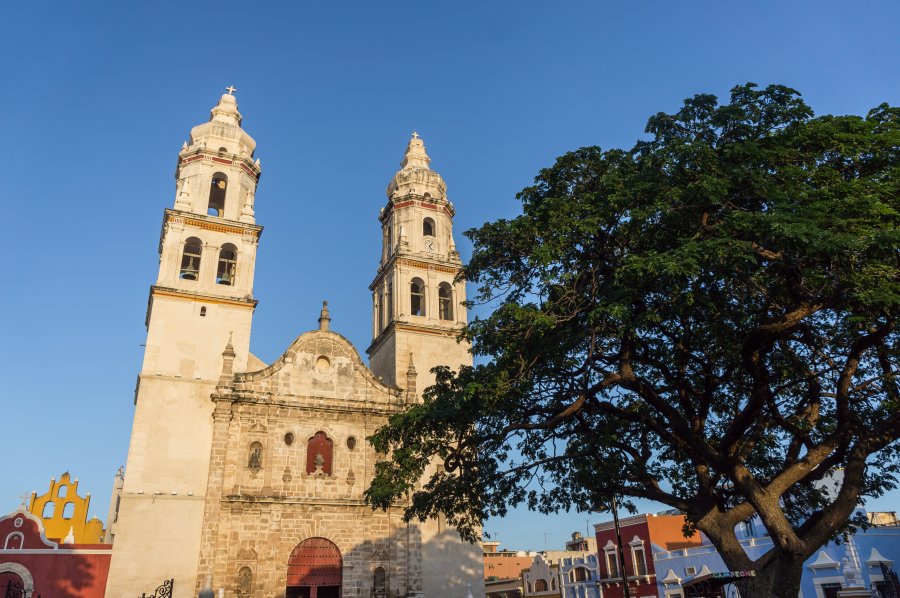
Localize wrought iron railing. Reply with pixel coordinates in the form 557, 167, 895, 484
4, 580, 39, 598
139, 578, 174, 598
878, 562, 900, 598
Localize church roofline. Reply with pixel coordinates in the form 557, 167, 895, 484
2, 506, 58, 549
233, 328, 402, 395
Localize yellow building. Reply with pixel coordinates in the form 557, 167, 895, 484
28, 472, 105, 544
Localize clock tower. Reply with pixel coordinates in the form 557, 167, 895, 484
367, 133, 470, 395
367, 135, 482, 598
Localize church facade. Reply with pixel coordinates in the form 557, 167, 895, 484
105, 92, 484, 597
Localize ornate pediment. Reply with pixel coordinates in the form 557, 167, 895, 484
236, 547, 258, 561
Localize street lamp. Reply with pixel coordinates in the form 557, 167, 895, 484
595, 495, 631, 598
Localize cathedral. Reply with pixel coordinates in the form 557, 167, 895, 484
104, 91, 483, 598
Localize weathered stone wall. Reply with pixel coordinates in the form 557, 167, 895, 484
196, 330, 425, 597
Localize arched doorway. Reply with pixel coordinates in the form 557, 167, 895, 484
0, 563, 33, 598
286, 537, 342, 598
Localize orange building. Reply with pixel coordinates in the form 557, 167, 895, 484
484, 541, 538, 581
28, 472, 104, 544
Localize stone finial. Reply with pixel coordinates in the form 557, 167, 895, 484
405, 352, 418, 403
319, 301, 332, 331
174, 177, 192, 210
386, 132, 447, 200
240, 188, 256, 223
400, 133, 431, 170
217, 333, 236, 389
210, 92, 242, 127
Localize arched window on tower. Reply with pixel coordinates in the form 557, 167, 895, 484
438, 283, 453, 321
180, 237, 203, 280
306, 431, 334, 475
410, 278, 425, 317
216, 243, 237, 286
423, 217, 435, 237
208, 173, 228, 217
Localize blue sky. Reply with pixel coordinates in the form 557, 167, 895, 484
1, 1, 898, 552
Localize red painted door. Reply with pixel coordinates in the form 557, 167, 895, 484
286, 537, 342, 598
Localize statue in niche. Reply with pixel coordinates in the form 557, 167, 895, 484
237, 566, 252, 595
248, 442, 263, 472
306, 431, 333, 475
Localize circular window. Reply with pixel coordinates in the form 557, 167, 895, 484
284, 432, 294, 446
347, 436, 357, 450
14, 517, 23, 528
316, 356, 331, 371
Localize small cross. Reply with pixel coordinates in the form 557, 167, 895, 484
412, 131, 419, 139
225, 85, 237, 95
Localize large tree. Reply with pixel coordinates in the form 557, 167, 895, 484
366, 84, 900, 597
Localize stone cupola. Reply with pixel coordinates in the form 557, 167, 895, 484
187, 92, 257, 157
386, 133, 447, 201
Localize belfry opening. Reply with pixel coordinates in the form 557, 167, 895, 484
286, 537, 342, 598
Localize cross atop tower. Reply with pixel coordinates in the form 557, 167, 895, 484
225, 85, 237, 95
412, 131, 419, 139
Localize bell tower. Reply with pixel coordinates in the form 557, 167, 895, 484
367, 133, 470, 393
106, 89, 263, 596
368, 135, 484, 598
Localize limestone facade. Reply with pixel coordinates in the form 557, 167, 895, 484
197, 324, 424, 597
106, 93, 484, 597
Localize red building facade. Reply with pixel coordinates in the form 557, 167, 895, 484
0, 507, 111, 598
594, 513, 701, 598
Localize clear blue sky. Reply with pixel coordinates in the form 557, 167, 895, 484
1, 1, 898, 552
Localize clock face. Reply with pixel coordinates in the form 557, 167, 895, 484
424, 238, 436, 252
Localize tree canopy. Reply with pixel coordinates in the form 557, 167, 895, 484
365, 84, 900, 596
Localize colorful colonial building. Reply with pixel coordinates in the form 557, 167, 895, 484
0, 506, 111, 597
27, 472, 104, 544
593, 513, 702, 598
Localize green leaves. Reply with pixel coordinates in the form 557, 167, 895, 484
366, 84, 900, 567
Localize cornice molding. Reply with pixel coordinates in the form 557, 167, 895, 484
150, 285, 258, 309
165, 208, 263, 238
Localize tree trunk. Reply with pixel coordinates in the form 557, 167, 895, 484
732, 556, 804, 598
